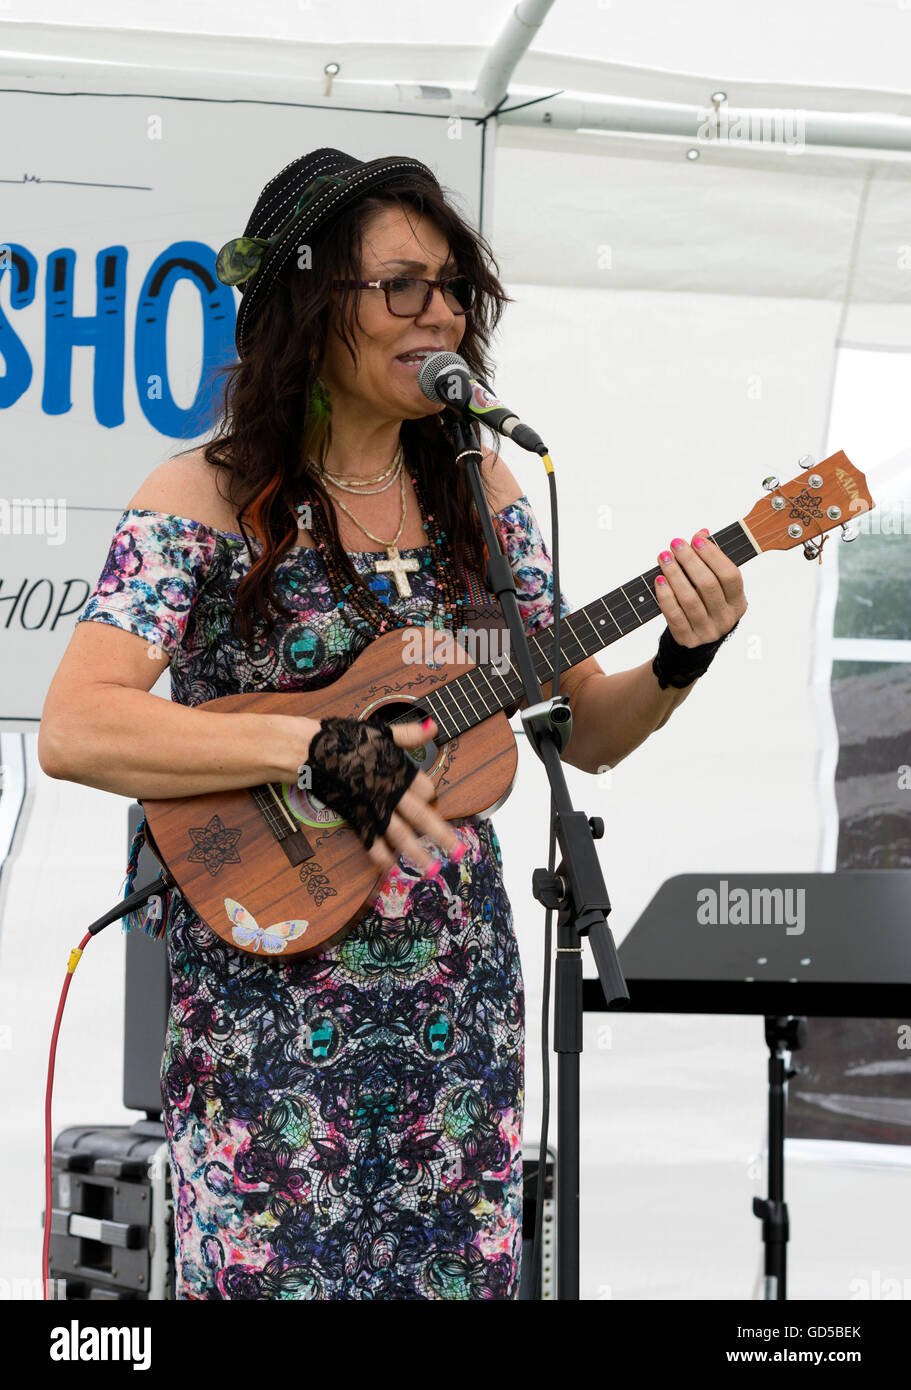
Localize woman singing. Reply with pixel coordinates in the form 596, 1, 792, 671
38, 148, 746, 1300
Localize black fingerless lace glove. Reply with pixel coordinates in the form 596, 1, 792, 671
304, 716, 419, 849
652, 619, 741, 690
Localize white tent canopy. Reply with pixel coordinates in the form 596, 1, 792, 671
7, 0, 911, 100
4, 3, 911, 326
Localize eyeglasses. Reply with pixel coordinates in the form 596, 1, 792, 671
332, 276, 475, 317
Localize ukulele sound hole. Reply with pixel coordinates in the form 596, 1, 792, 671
372, 700, 440, 769
280, 704, 439, 831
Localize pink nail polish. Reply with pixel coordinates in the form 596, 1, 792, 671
693, 537, 705, 548
656, 575, 667, 586
450, 841, 467, 863
659, 550, 673, 563
426, 858, 442, 878
421, 717, 434, 733
670, 537, 684, 549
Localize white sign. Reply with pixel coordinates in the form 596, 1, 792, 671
0, 89, 484, 727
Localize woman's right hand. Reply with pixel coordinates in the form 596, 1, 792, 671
366, 718, 464, 876
282, 714, 463, 878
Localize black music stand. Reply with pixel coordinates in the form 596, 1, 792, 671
585, 870, 911, 1300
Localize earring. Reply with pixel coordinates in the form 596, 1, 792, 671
310, 375, 331, 421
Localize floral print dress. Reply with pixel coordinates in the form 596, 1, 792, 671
77, 496, 565, 1300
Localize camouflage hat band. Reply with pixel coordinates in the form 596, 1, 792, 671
215, 173, 350, 288
214, 236, 271, 287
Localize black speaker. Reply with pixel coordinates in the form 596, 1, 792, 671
123, 804, 170, 1116
46, 1121, 173, 1300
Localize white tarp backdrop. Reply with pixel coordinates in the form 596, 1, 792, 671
1, 3, 910, 1299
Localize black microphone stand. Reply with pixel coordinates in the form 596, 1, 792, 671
448, 409, 629, 1300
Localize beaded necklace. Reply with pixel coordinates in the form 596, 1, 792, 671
297, 461, 465, 635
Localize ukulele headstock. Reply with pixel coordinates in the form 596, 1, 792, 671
741, 451, 873, 559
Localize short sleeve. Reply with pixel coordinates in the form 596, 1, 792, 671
77, 508, 218, 655
492, 495, 571, 637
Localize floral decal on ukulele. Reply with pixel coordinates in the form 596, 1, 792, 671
298, 861, 338, 907
223, 897, 309, 953
187, 814, 243, 876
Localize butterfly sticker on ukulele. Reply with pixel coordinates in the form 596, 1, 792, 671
223, 897, 309, 954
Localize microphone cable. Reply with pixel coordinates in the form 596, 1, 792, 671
42, 874, 170, 1300
529, 452, 561, 1300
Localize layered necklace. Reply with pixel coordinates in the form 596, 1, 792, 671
300, 445, 464, 635
317, 450, 403, 496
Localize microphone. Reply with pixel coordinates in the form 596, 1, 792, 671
416, 351, 548, 455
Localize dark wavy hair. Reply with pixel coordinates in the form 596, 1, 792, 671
193, 172, 514, 643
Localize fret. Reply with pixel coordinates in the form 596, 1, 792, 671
490, 663, 524, 707
596, 596, 625, 638
430, 681, 466, 735
578, 605, 604, 650
579, 601, 612, 645
624, 575, 658, 620
418, 690, 451, 741
465, 670, 494, 715
601, 591, 642, 636
450, 682, 476, 732
473, 662, 504, 708
549, 622, 588, 663
581, 608, 603, 644
439, 677, 469, 726
449, 683, 475, 735
616, 584, 643, 624
457, 675, 485, 722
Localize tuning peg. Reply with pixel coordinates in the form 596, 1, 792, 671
798, 454, 815, 470
840, 521, 860, 542
802, 540, 822, 560
762, 476, 780, 492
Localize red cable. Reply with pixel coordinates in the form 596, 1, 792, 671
43, 932, 93, 1301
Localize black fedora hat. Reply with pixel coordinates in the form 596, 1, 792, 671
216, 147, 442, 357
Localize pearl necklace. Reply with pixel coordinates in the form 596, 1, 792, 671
310, 444, 404, 495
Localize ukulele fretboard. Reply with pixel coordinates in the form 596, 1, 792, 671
416, 521, 757, 740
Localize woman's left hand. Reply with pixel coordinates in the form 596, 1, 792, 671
654, 529, 748, 647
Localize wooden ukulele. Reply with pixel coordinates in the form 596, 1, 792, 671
140, 451, 872, 958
